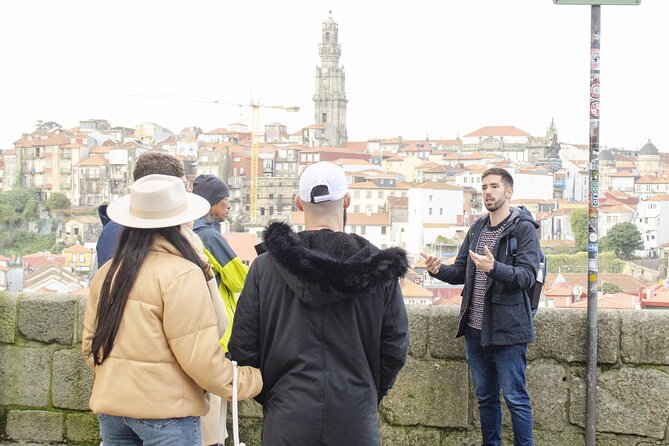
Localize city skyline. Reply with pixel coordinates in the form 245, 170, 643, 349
1, 1, 667, 151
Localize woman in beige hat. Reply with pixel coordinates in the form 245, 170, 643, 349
82, 174, 262, 445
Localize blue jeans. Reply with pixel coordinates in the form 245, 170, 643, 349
465, 334, 534, 446
98, 414, 201, 446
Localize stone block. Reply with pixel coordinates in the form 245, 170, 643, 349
5, 410, 63, 443
18, 293, 78, 344
52, 348, 94, 410
530, 308, 619, 364
569, 366, 669, 438
0, 345, 51, 406
65, 412, 100, 443
77, 296, 87, 343
238, 399, 263, 419
526, 361, 569, 431
381, 357, 469, 428
379, 423, 443, 446
533, 430, 586, 445
427, 306, 465, 359
228, 417, 262, 446
0, 293, 19, 343
620, 311, 669, 365
407, 306, 430, 358
440, 430, 483, 446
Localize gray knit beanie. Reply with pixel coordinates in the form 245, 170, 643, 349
192, 174, 230, 206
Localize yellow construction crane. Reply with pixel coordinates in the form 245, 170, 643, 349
129, 92, 299, 222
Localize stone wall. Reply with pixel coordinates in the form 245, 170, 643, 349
2, 292, 669, 445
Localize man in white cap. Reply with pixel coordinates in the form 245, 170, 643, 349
229, 161, 409, 446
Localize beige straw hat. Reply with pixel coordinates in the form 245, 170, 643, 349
107, 174, 210, 229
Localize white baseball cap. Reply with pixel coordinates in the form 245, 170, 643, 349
298, 162, 348, 203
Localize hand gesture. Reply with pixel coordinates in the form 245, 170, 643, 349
469, 245, 495, 273
420, 252, 441, 275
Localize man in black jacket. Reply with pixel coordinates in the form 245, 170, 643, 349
229, 161, 409, 446
423, 167, 539, 446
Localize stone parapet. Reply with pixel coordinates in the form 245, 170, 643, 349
1, 293, 668, 445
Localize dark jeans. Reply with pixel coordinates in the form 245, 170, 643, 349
98, 414, 201, 446
465, 333, 534, 446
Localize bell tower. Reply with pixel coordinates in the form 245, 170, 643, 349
313, 12, 348, 145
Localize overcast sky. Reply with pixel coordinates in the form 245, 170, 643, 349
1, 0, 666, 152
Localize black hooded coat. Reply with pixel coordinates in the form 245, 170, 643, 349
229, 222, 409, 446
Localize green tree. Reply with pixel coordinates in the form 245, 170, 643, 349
0, 188, 39, 214
46, 192, 71, 210
601, 222, 644, 260
569, 207, 589, 252
601, 282, 622, 294
0, 204, 20, 225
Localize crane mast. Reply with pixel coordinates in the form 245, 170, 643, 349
129, 92, 299, 223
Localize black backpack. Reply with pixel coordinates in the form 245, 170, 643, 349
508, 222, 546, 311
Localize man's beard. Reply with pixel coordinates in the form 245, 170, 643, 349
484, 197, 505, 212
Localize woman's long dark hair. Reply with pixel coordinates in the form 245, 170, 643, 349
91, 225, 206, 365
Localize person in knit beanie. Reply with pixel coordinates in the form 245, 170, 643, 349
192, 175, 248, 352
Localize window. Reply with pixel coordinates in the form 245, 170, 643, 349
378, 191, 383, 199
429, 208, 433, 215
79, 254, 85, 262
354, 190, 360, 199
322, 112, 327, 123
381, 226, 387, 235
354, 205, 360, 213
366, 191, 372, 199
361, 226, 366, 235
429, 195, 433, 201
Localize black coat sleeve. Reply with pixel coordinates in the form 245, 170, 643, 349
378, 280, 409, 402
229, 261, 261, 369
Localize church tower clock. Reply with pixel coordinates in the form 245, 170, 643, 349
313, 12, 348, 145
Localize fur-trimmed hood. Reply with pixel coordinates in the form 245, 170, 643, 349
262, 221, 408, 306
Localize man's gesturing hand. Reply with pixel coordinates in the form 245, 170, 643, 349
469, 245, 495, 273
420, 252, 442, 275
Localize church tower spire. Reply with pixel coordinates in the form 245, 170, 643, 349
313, 11, 348, 145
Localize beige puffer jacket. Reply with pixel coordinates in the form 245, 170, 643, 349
82, 236, 262, 419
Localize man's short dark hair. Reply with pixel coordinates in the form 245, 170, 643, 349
482, 167, 514, 188
133, 152, 184, 181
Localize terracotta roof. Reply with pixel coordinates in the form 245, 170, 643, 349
63, 244, 93, 254
224, 233, 260, 264
599, 204, 635, 214
609, 171, 636, 177
349, 181, 379, 189
545, 273, 650, 295
411, 182, 462, 191
340, 141, 368, 152
401, 280, 434, 298
570, 293, 638, 309
76, 155, 109, 167
464, 126, 530, 138
645, 194, 669, 202
636, 175, 669, 184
